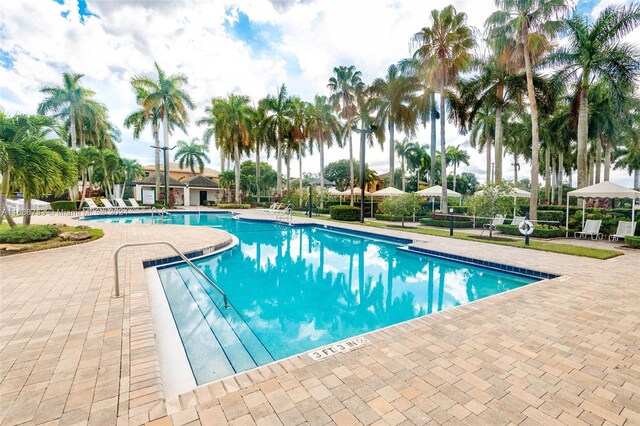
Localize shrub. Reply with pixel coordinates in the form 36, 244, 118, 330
537, 210, 564, 225
496, 224, 566, 238
330, 205, 360, 221
420, 219, 474, 228
624, 236, 640, 248
430, 212, 473, 222
216, 203, 251, 209
51, 201, 79, 211
379, 194, 421, 227
0, 225, 60, 244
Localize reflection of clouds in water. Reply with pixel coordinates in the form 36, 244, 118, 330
296, 320, 327, 342
405, 264, 431, 284
443, 270, 471, 305
363, 245, 388, 269
242, 306, 279, 330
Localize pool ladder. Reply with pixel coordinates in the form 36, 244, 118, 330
112, 241, 229, 309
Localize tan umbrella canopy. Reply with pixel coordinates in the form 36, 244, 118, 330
372, 187, 406, 197
339, 187, 371, 196
416, 185, 461, 211
327, 188, 343, 196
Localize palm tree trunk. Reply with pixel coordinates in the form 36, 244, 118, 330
22, 197, 32, 226
494, 96, 503, 182
591, 157, 596, 186
389, 122, 395, 186
439, 71, 448, 212
545, 148, 551, 203
70, 106, 77, 150
234, 140, 241, 203
595, 135, 602, 184
523, 27, 540, 221
485, 126, 491, 185
453, 162, 457, 192
255, 142, 260, 203
152, 124, 161, 198
401, 155, 406, 192
349, 130, 354, 206
162, 112, 170, 207
577, 76, 589, 189
0, 168, 17, 228
430, 92, 437, 187
286, 148, 291, 191
319, 135, 325, 209
551, 156, 556, 205
634, 169, 639, 190
557, 152, 564, 205
276, 133, 282, 195
602, 135, 610, 182
220, 149, 225, 174
514, 153, 518, 184
298, 143, 303, 207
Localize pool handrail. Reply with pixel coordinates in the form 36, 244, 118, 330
113, 241, 229, 309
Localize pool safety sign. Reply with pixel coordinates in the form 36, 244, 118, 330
308, 336, 370, 360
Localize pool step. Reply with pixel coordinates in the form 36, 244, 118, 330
159, 267, 274, 385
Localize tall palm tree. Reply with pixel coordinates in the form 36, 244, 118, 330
369, 64, 418, 186
446, 145, 470, 191
467, 105, 495, 184
615, 139, 640, 190
206, 95, 255, 203
131, 62, 195, 206
328, 65, 365, 205
410, 5, 475, 212
260, 84, 291, 195
548, 4, 640, 189
37, 73, 91, 150
405, 142, 431, 186
122, 158, 144, 183
174, 138, 210, 177
93, 150, 122, 199
395, 138, 413, 191
487, 0, 568, 219
306, 95, 340, 200
77, 146, 99, 207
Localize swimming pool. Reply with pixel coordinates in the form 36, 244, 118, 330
89, 213, 542, 385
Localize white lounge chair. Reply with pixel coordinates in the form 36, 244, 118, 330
260, 203, 280, 213
101, 198, 116, 209
574, 219, 603, 240
510, 216, 526, 226
128, 198, 150, 209
84, 198, 107, 211
609, 221, 636, 242
114, 198, 135, 209
481, 214, 505, 235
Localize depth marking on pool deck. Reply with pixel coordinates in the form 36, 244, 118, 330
307, 336, 370, 360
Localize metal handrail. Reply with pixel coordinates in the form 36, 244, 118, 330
113, 241, 229, 309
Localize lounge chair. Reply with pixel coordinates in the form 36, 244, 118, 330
128, 198, 150, 209
260, 203, 280, 213
101, 198, 116, 209
608, 221, 636, 242
481, 214, 505, 235
84, 198, 107, 211
510, 216, 526, 226
114, 198, 135, 209
574, 219, 603, 240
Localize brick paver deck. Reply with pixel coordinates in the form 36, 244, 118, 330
1, 210, 639, 425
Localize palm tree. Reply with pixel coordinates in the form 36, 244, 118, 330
131, 63, 195, 206
206, 95, 254, 203
306, 95, 340, 203
174, 138, 210, 177
405, 142, 431, 186
410, 5, 475, 212
487, 0, 569, 219
446, 145, 470, 191
328, 65, 365, 205
369, 64, 417, 186
219, 170, 235, 202
615, 139, 640, 190
94, 150, 122, 199
77, 146, 99, 206
37, 73, 91, 150
548, 4, 640, 189
260, 84, 291, 195
122, 158, 145, 183
395, 138, 413, 191
467, 105, 494, 184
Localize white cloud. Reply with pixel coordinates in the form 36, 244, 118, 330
0, 0, 634, 188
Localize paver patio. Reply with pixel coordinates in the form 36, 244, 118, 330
1, 210, 639, 426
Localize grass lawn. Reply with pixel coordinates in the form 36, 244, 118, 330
291, 213, 623, 260
0, 222, 104, 255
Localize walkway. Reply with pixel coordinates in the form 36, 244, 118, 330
1, 210, 639, 425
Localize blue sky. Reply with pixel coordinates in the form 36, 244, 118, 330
0, 0, 636, 186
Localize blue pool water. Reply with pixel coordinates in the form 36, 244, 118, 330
89, 213, 538, 384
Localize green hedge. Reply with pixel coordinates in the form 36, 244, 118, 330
50, 201, 80, 211
0, 225, 61, 244
216, 203, 251, 209
624, 236, 640, 248
420, 219, 474, 228
329, 205, 360, 221
375, 213, 428, 222
537, 210, 564, 224
430, 212, 473, 222
496, 224, 566, 238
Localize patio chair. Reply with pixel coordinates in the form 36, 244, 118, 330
84, 198, 107, 211
114, 198, 135, 209
481, 214, 505, 235
510, 216, 526, 226
128, 198, 150, 209
260, 203, 280, 213
574, 219, 603, 240
608, 221, 637, 242
100, 198, 116, 209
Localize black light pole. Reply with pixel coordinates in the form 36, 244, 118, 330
352, 123, 377, 223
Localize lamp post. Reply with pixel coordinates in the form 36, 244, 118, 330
151, 145, 176, 207
352, 123, 378, 223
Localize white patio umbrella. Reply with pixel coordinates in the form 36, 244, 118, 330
416, 185, 462, 211
371, 186, 407, 218
565, 181, 640, 237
